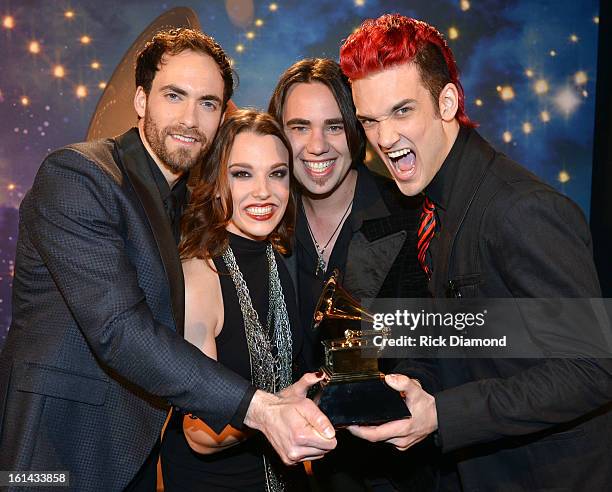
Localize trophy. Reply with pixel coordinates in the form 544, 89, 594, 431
308, 269, 411, 427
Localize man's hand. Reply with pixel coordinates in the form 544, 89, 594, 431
347, 374, 438, 451
244, 389, 336, 465
277, 371, 326, 399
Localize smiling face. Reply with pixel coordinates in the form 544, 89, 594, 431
351, 62, 459, 196
134, 49, 225, 176
282, 82, 352, 197
225, 131, 290, 241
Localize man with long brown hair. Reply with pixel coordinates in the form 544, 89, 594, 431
269, 58, 436, 491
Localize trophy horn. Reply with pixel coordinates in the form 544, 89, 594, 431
313, 269, 375, 329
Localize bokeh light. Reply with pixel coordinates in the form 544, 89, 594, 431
53, 65, 66, 78
497, 85, 515, 101
574, 71, 588, 86
28, 41, 41, 54
534, 79, 549, 95
558, 170, 570, 183
522, 122, 533, 134
75, 85, 88, 99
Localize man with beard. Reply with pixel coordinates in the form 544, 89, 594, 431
0, 29, 335, 492
339, 14, 612, 491
269, 58, 436, 491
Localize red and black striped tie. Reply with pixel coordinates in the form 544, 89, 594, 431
417, 197, 436, 279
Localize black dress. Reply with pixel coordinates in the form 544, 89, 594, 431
161, 233, 303, 491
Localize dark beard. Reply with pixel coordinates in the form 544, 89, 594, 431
143, 112, 208, 174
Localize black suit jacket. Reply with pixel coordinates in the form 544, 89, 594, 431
285, 165, 434, 382
0, 129, 253, 491
286, 166, 439, 491
429, 128, 612, 491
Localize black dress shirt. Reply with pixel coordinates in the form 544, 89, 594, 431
295, 198, 353, 337
423, 126, 470, 288
145, 151, 188, 245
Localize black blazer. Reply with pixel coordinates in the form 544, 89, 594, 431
285, 165, 434, 383
430, 129, 612, 491
0, 129, 252, 491
285, 166, 440, 491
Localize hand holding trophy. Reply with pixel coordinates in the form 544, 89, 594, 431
307, 269, 411, 427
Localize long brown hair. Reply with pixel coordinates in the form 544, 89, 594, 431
268, 58, 366, 165
180, 109, 295, 260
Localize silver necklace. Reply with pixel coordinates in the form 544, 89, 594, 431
222, 242, 292, 492
303, 198, 354, 276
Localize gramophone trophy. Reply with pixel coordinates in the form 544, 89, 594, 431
308, 270, 411, 427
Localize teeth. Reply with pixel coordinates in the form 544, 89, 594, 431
172, 134, 196, 143
387, 148, 412, 159
246, 205, 273, 216
302, 159, 335, 172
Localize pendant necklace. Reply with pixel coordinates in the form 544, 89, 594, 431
303, 197, 353, 276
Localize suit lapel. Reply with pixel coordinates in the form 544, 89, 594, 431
431, 130, 495, 292
344, 167, 406, 304
281, 250, 299, 298
115, 129, 185, 334
345, 230, 406, 304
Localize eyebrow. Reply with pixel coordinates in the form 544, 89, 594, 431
285, 118, 310, 126
285, 118, 344, 126
159, 84, 222, 104
357, 98, 417, 120
228, 162, 289, 169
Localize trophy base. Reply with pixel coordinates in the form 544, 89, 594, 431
308, 373, 411, 428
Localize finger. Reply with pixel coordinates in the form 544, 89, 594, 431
388, 433, 427, 451
298, 428, 338, 450
384, 373, 412, 392
346, 424, 388, 442
292, 372, 326, 397
282, 442, 336, 465
385, 374, 425, 405
298, 400, 335, 440
347, 419, 410, 443
294, 446, 333, 461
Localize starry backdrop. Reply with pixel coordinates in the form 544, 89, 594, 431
0, 0, 600, 347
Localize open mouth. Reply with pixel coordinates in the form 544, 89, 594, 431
245, 204, 275, 221
386, 147, 416, 178
302, 158, 336, 177
170, 134, 198, 144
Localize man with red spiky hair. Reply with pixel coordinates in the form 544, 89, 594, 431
340, 13, 612, 491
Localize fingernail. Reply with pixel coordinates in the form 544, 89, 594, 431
315, 371, 324, 378
323, 426, 335, 439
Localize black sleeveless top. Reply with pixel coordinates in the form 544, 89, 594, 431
161, 233, 303, 492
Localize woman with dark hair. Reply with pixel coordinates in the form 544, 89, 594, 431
160, 109, 308, 492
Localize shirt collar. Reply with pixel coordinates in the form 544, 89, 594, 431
143, 140, 188, 202
425, 125, 471, 211
349, 164, 390, 232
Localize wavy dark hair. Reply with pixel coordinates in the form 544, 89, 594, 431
135, 27, 234, 109
180, 109, 295, 260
